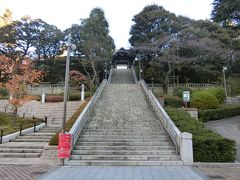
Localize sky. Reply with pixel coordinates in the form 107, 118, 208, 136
0, 0, 213, 49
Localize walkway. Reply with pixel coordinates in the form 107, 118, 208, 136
39, 166, 207, 180
205, 115, 240, 161
0, 164, 56, 180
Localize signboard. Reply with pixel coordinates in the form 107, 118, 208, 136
58, 133, 72, 159
183, 91, 190, 103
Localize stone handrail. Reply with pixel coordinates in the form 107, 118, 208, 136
132, 68, 138, 84
69, 79, 108, 148
108, 68, 113, 84
139, 80, 193, 165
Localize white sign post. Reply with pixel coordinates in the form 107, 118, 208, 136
183, 91, 190, 108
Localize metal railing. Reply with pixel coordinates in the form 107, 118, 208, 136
108, 68, 113, 84
69, 79, 108, 148
0, 117, 47, 144
132, 68, 138, 84
139, 80, 181, 152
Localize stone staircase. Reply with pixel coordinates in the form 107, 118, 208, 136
67, 69, 182, 166
0, 127, 60, 158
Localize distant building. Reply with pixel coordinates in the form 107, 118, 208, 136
112, 48, 134, 69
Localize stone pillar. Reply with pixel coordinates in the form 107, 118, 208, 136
180, 132, 193, 165
81, 84, 85, 101
182, 108, 198, 120
41, 88, 45, 103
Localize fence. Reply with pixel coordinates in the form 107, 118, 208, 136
0, 117, 47, 144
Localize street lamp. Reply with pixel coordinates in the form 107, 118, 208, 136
104, 61, 107, 79
151, 77, 154, 92
135, 57, 142, 80
222, 67, 228, 99
62, 34, 76, 133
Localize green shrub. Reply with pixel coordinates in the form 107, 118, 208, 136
0, 88, 9, 97
191, 91, 219, 110
166, 109, 236, 162
69, 94, 80, 101
191, 88, 202, 94
173, 86, 192, 98
205, 88, 225, 104
68, 92, 91, 101
49, 98, 90, 145
199, 105, 240, 122
164, 97, 183, 108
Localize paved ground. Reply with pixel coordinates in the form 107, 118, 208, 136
39, 166, 208, 180
194, 163, 240, 180
0, 164, 56, 180
1, 163, 240, 180
205, 115, 240, 161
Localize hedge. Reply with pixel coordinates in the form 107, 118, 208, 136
68, 92, 91, 101
205, 88, 225, 104
166, 109, 236, 162
164, 97, 183, 108
199, 105, 240, 122
190, 91, 219, 110
49, 98, 90, 145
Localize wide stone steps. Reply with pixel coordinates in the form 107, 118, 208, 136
80, 135, 169, 139
16, 136, 52, 140
66, 160, 183, 166
0, 148, 42, 153
25, 133, 55, 136
0, 152, 41, 158
82, 129, 163, 133
70, 154, 181, 161
0, 145, 44, 149
83, 127, 164, 131
76, 141, 174, 146
13, 139, 50, 142
0, 126, 61, 159
78, 137, 170, 142
68, 69, 181, 166
74, 145, 176, 151
72, 150, 176, 155
81, 132, 166, 136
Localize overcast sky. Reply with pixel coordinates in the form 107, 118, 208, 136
0, 0, 213, 49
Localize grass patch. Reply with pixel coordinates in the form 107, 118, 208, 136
49, 98, 90, 145
0, 112, 42, 136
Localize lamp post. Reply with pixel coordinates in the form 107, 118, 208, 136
222, 67, 228, 99
104, 61, 107, 79
135, 57, 142, 80
62, 34, 76, 133
151, 77, 154, 92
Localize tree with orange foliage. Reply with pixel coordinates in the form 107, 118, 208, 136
0, 55, 44, 125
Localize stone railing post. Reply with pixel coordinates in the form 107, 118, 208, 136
81, 84, 85, 101
180, 132, 193, 165
41, 88, 45, 103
